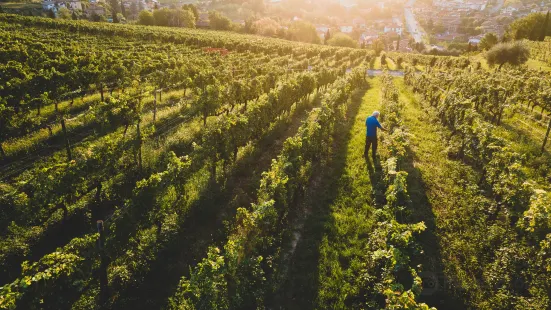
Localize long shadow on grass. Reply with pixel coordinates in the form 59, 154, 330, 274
273, 88, 367, 309
0, 96, 191, 181
401, 145, 466, 309
105, 97, 320, 310
365, 153, 386, 207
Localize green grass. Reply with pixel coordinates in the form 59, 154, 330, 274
373, 56, 382, 69
525, 58, 551, 72
386, 56, 398, 70
315, 78, 383, 307
0, 2, 41, 9
392, 78, 551, 309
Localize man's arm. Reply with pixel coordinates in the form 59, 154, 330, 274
377, 120, 387, 131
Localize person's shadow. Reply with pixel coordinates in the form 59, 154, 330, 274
364, 153, 382, 175
364, 152, 386, 205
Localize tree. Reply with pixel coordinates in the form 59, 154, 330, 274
324, 29, 331, 44
58, 7, 72, 20
505, 12, 551, 40
117, 12, 126, 23
485, 41, 530, 69
90, 12, 102, 22
173, 9, 195, 28
138, 10, 155, 26
251, 0, 265, 14
153, 8, 170, 26
71, 11, 78, 20
209, 11, 232, 30
182, 4, 198, 22
109, 0, 120, 22
479, 32, 498, 50
540, 11, 550, 41
287, 21, 320, 44
372, 39, 385, 55
253, 17, 280, 36
47, 9, 56, 19
129, 2, 138, 20
326, 33, 358, 48
120, 0, 126, 18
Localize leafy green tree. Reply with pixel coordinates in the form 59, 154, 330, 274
250, 0, 265, 14
485, 41, 530, 69
90, 12, 101, 22
153, 8, 170, 26
58, 7, 71, 20
372, 38, 385, 55
287, 21, 320, 44
540, 11, 550, 41
182, 4, 198, 22
117, 12, 125, 23
109, 0, 120, 22
505, 12, 551, 40
173, 9, 195, 28
120, 0, 126, 18
479, 32, 498, 50
129, 2, 138, 19
209, 11, 232, 30
327, 33, 358, 48
138, 10, 155, 25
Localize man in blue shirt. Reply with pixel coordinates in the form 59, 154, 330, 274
365, 111, 386, 160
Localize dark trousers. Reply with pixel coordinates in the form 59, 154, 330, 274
364, 136, 378, 159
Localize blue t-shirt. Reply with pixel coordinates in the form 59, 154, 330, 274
366, 115, 382, 137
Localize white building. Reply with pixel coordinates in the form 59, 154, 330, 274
42, 0, 82, 12
384, 23, 403, 36
340, 25, 353, 33
67, 1, 82, 10
42, 0, 56, 11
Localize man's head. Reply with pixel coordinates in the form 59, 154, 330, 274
372, 111, 380, 119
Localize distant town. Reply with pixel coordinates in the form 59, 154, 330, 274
1, 0, 550, 53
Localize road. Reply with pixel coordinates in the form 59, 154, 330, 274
404, 0, 425, 43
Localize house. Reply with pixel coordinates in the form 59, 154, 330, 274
67, 1, 82, 10
42, 0, 56, 11
340, 25, 353, 33
384, 23, 402, 36
446, 18, 461, 33
467, 0, 487, 11
359, 30, 379, 44
435, 32, 460, 42
468, 35, 483, 44
352, 17, 366, 29
339, 0, 357, 9
316, 25, 330, 33
501, 3, 524, 14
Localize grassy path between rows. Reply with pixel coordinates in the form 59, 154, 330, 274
272, 78, 381, 308
315, 78, 383, 307
396, 78, 473, 309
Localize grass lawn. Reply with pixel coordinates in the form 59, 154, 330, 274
1, 2, 41, 9
526, 58, 551, 72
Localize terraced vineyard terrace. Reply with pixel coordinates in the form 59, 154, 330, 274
2, 13, 551, 310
